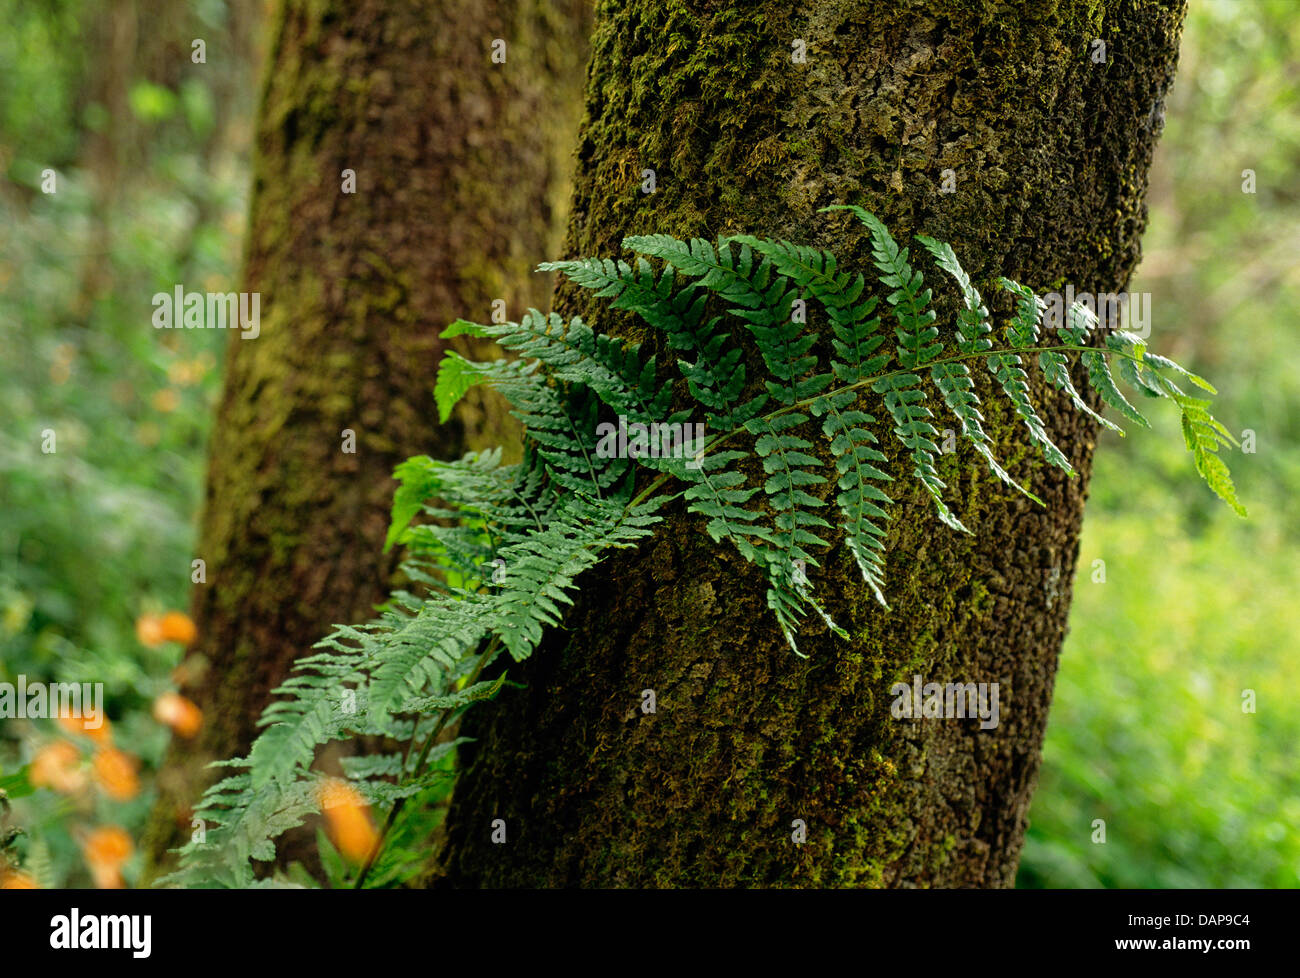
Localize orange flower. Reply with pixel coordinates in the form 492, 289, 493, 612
137, 611, 196, 646
151, 388, 180, 413
153, 692, 202, 738
30, 740, 84, 793
0, 869, 39, 889
135, 613, 165, 647
82, 826, 132, 889
158, 611, 197, 645
57, 710, 112, 745
318, 779, 379, 865
92, 747, 140, 801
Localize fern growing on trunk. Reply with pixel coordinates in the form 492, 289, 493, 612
162, 207, 1244, 888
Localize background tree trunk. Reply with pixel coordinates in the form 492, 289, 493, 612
144, 0, 592, 873
439, 0, 1187, 887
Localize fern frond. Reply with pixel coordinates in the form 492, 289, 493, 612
680, 449, 771, 561
809, 387, 892, 606
1100, 329, 1245, 515
178, 211, 1245, 888
449, 309, 672, 425
842, 208, 968, 533
1064, 304, 1151, 427
917, 239, 1044, 504
491, 493, 668, 660
979, 279, 1074, 474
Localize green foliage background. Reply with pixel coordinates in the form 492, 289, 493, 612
0, 0, 250, 886
1017, 0, 1300, 888
0, 0, 1294, 887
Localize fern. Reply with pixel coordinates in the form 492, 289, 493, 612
166, 208, 1245, 888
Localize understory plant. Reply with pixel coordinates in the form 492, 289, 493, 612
161, 205, 1243, 887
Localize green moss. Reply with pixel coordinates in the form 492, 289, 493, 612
442, 0, 1189, 888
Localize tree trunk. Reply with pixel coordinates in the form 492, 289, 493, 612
439, 0, 1187, 887
144, 0, 591, 873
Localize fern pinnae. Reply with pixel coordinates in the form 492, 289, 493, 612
724, 246, 845, 636
436, 331, 619, 499
621, 234, 842, 633
1098, 329, 1245, 515
1000, 281, 1124, 436
949, 279, 1071, 476
460, 308, 673, 424
680, 449, 771, 560
915, 238, 1046, 506
730, 237, 897, 605
623, 234, 768, 316
619, 234, 779, 422
492, 492, 668, 660
810, 387, 893, 607
1110, 331, 1167, 399
723, 236, 895, 604
813, 375, 893, 608
1059, 302, 1151, 428
1175, 393, 1247, 516
366, 597, 487, 719
829, 205, 969, 533
724, 236, 887, 370
544, 254, 749, 429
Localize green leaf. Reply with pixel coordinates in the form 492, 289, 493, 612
0, 765, 34, 800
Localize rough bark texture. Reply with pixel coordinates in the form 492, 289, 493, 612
144, 0, 591, 873
440, 0, 1187, 887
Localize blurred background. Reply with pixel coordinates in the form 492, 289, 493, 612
0, 0, 1295, 888
0, 0, 260, 888
1018, 0, 1300, 887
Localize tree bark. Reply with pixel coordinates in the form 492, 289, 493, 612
144, 0, 591, 873
439, 0, 1187, 887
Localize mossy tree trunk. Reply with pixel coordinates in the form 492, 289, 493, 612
144, 0, 591, 873
439, 0, 1187, 887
